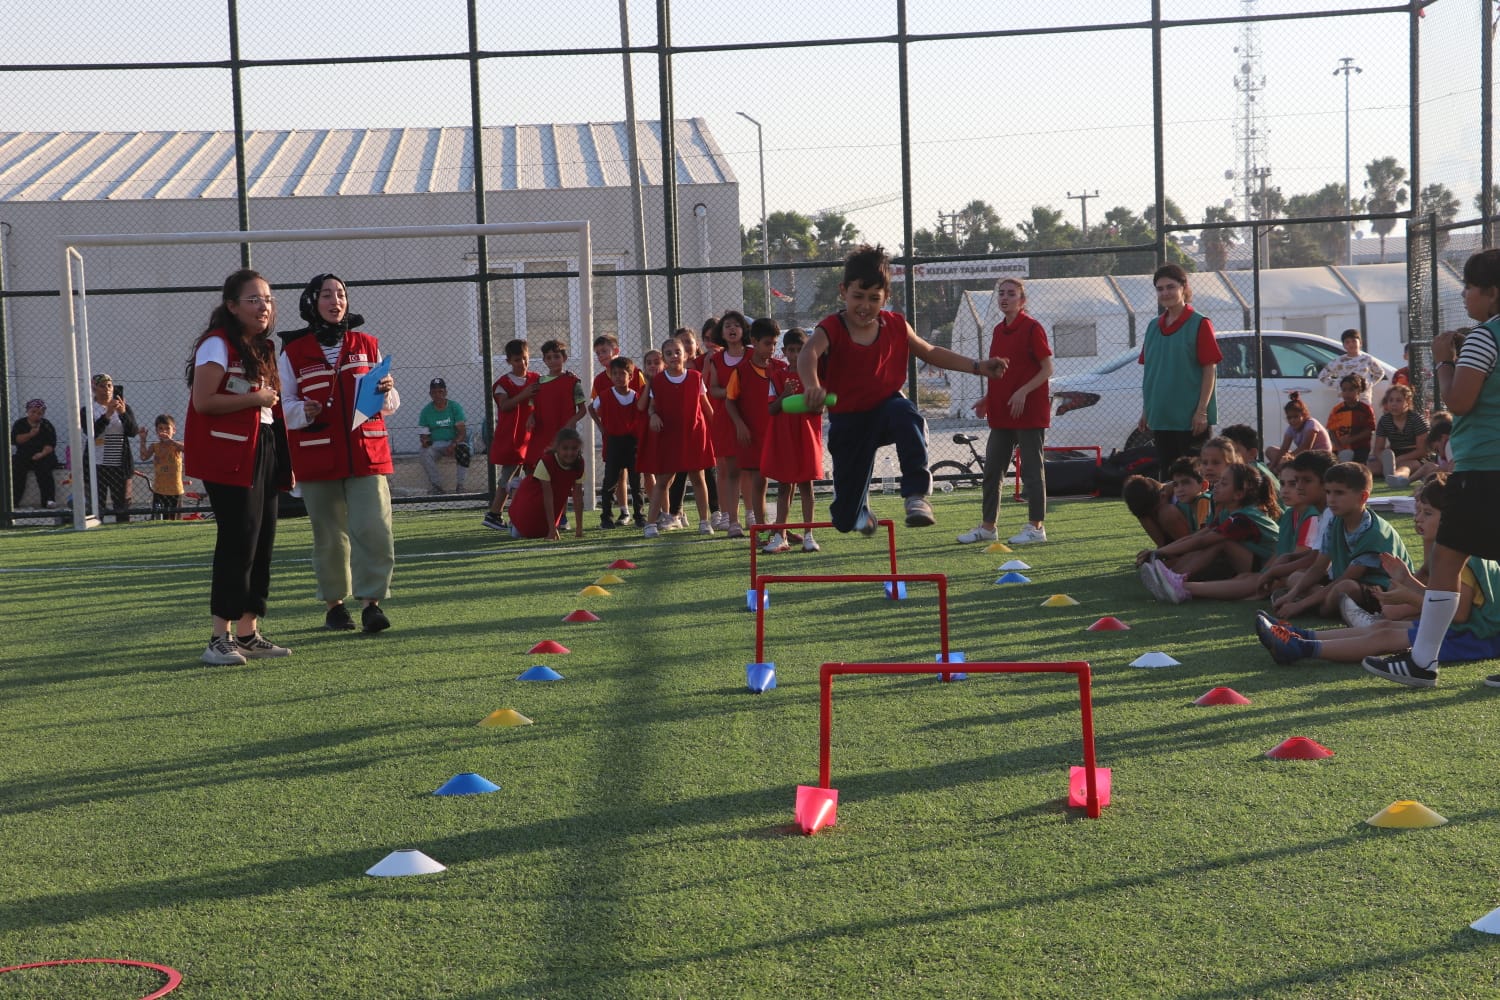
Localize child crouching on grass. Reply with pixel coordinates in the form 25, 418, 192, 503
507, 427, 585, 541
1256, 476, 1500, 679
1139, 463, 1280, 603
1124, 456, 1212, 553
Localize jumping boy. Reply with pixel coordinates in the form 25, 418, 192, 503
798, 244, 1006, 533
1270, 461, 1412, 620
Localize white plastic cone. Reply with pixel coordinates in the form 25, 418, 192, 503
366, 849, 446, 877
1470, 905, 1500, 934
999, 559, 1031, 571
1131, 651, 1181, 668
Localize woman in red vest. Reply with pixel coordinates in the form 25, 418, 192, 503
277, 274, 400, 633
184, 269, 292, 666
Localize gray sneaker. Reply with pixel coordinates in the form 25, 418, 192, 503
904, 496, 935, 527
203, 634, 247, 666
237, 632, 291, 659
1339, 594, 1382, 629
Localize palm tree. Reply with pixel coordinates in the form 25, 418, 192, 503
1364, 156, 1409, 263
1475, 184, 1500, 218
1200, 206, 1238, 271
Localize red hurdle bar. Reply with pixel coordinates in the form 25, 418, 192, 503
818, 660, 1104, 819
747, 520, 900, 598
754, 573, 949, 666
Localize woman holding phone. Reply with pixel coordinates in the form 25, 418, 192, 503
85, 373, 138, 522
184, 269, 291, 666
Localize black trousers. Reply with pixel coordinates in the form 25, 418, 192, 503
599, 435, 643, 518
93, 464, 131, 522
11, 457, 56, 506
668, 464, 719, 515
202, 433, 278, 622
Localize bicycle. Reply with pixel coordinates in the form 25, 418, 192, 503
929, 432, 986, 491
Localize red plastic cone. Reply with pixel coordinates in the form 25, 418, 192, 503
1266, 736, 1333, 759
562, 609, 600, 623
794, 785, 838, 835
1194, 686, 1252, 706
527, 640, 570, 655
608, 559, 638, 570
1087, 616, 1130, 631
1068, 765, 1112, 808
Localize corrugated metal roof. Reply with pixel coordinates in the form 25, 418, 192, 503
0, 120, 734, 202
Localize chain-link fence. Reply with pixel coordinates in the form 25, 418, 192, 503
1, 1, 1490, 525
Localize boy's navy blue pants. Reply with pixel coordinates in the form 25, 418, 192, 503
826, 393, 930, 532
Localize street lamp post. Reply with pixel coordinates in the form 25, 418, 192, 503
737, 111, 770, 318
1334, 57, 1361, 266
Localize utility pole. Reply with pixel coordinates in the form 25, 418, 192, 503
1067, 190, 1099, 238
1334, 56, 1362, 266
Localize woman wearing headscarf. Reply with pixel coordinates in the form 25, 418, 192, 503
277, 274, 400, 633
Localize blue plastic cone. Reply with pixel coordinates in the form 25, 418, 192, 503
936, 650, 968, 681
746, 589, 769, 612
747, 662, 777, 693
433, 772, 501, 796
884, 581, 907, 599
995, 572, 1031, 584
517, 665, 564, 681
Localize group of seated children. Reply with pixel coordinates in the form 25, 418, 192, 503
479, 324, 826, 549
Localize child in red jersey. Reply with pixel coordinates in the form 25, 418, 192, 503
761, 327, 824, 554
523, 339, 586, 471
706, 311, 749, 535
483, 338, 538, 531
638, 338, 715, 537
590, 356, 644, 528
508, 427, 586, 540
725, 318, 783, 536
798, 244, 1007, 534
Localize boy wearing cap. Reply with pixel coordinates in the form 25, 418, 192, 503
418, 377, 468, 493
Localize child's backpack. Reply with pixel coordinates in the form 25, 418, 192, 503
1095, 445, 1160, 497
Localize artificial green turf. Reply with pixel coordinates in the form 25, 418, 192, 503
2, 489, 1499, 998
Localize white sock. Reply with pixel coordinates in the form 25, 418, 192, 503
1410, 590, 1459, 668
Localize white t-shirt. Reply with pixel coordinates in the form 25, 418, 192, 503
196, 337, 273, 424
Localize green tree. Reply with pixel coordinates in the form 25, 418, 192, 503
1363, 156, 1409, 263
1200, 206, 1238, 271
1285, 183, 1358, 264
1474, 184, 1500, 217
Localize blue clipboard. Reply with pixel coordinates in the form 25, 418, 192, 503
351, 355, 393, 430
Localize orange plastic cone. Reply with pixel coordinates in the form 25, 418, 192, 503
1365, 800, 1448, 828
563, 609, 600, 623
527, 640, 569, 655
608, 559, 638, 570
1087, 616, 1129, 631
1265, 736, 1333, 759
1194, 686, 1251, 706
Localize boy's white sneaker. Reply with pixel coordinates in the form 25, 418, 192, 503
956, 525, 997, 544
726, 521, 745, 539
711, 511, 728, 530
698, 519, 714, 535
1339, 594, 1382, 629
802, 533, 820, 553
643, 523, 660, 538
762, 532, 790, 554
1009, 524, 1047, 544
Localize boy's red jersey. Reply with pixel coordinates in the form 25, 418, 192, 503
815, 310, 909, 412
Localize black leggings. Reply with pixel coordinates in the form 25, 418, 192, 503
668, 466, 718, 515
202, 433, 278, 622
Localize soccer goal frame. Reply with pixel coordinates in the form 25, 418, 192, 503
58, 221, 593, 531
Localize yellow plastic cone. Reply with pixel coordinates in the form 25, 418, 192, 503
1041, 594, 1080, 607
1365, 800, 1448, 828
594, 573, 626, 585
579, 585, 611, 597
985, 542, 1012, 553
479, 708, 534, 727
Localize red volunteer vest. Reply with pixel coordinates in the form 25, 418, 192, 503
282, 330, 394, 481
184, 331, 273, 488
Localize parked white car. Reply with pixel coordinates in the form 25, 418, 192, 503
1047, 330, 1398, 453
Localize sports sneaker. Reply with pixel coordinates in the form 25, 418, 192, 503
237, 632, 291, 659
1379, 448, 1396, 480
644, 522, 660, 539
762, 532, 790, 554
853, 506, 878, 537
599, 514, 616, 530
1139, 559, 1171, 602
1009, 524, 1048, 544
802, 533, 820, 553
362, 603, 391, 633
904, 495, 936, 527
1338, 594, 1382, 629
1386, 474, 1409, 489
482, 511, 507, 531
1485, 674, 1500, 688
324, 603, 356, 631
202, 634, 247, 666
956, 525, 997, 544
727, 521, 746, 539
1154, 561, 1191, 604
1363, 650, 1438, 688
673, 514, 690, 530
1255, 609, 1316, 640
698, 519, 715, 535
711, 511, 728, 530
1262, 623, 1310, 665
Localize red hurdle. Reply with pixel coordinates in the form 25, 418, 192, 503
747, 520, 900, 598
754, 572, 951, 670
817, 660, 1105, 819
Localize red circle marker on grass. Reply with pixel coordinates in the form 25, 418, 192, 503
0, 958, 182, 998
